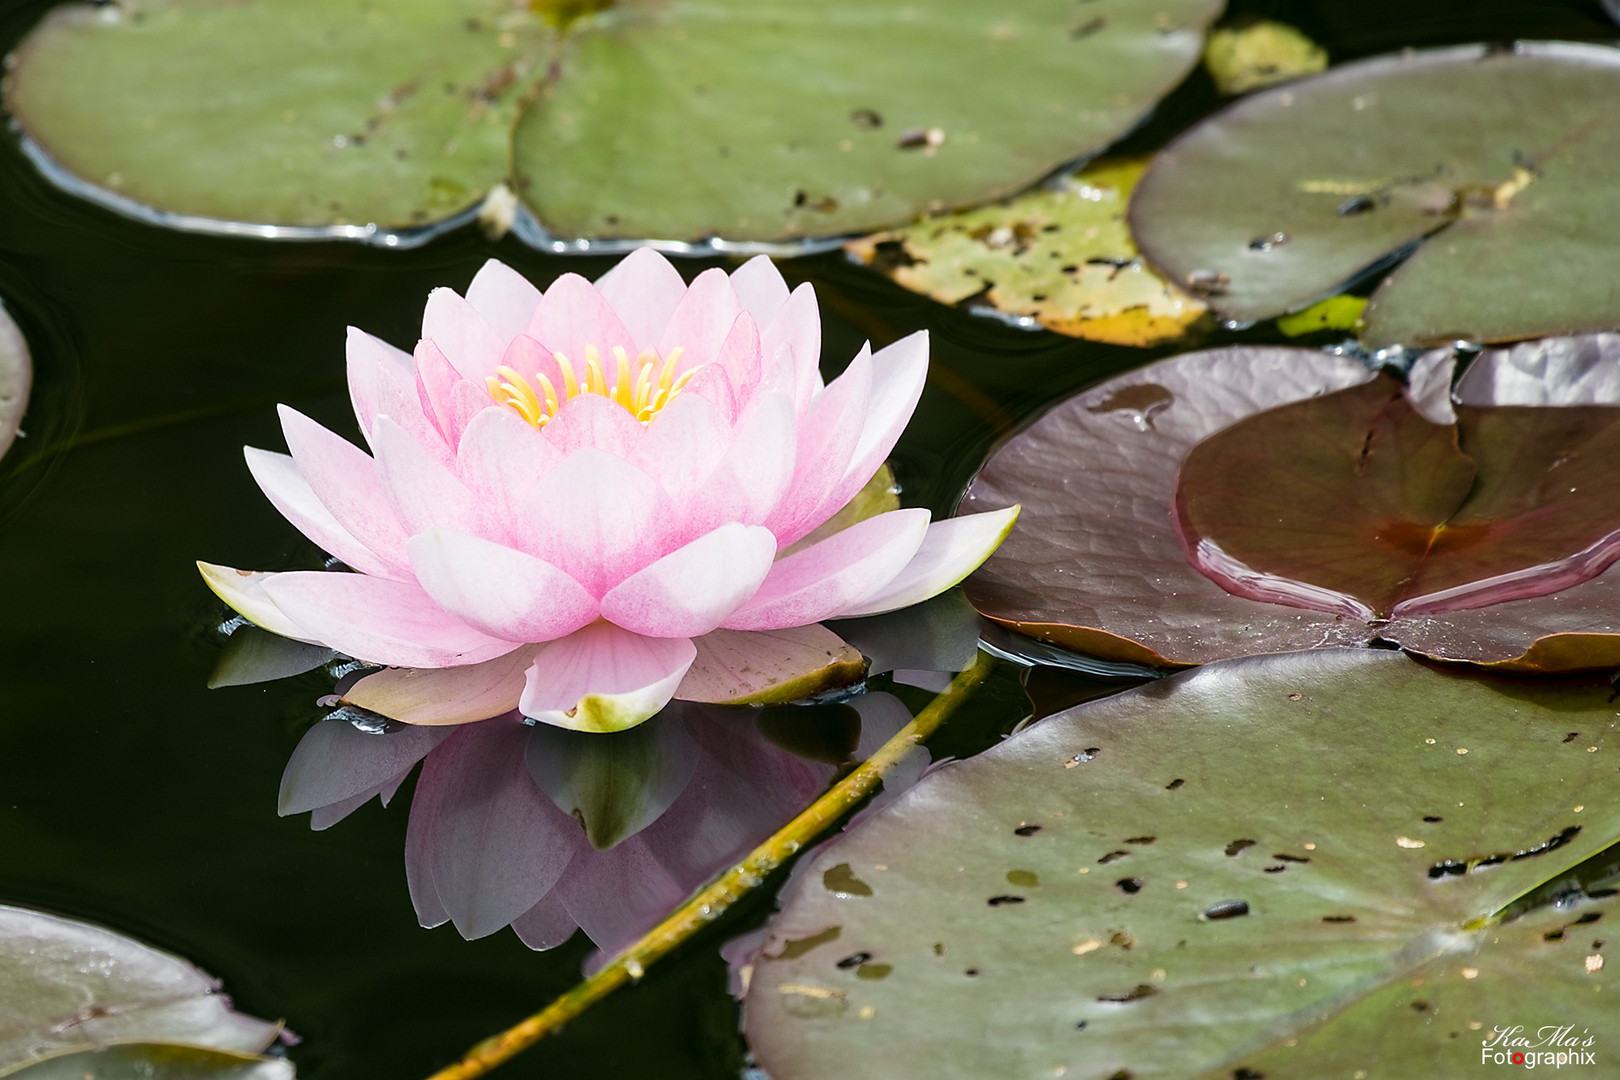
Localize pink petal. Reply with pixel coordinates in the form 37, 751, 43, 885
761, 283, 823, 415
511, 891, 579, 951
828, 331, 928, 515
526, 273, 638, 367
763, 344, 872, 546
674, 358, 738, 424
515, 449, 667, 596
371, 416, 489, 537
658, 267, 743, 371
833, 506, 1021, 618
713, 310, 764, 403
594, 248, 689, 351
466, 259, 542, 341
279, 719, 451, 815
414, 339, 464, 441
347, 327, 415, 448
262, 571, 521, 667
456, 406, 563, 541
241, 450, 403, 582
519, 623, 697, 732
541, 392, 645, 460
423, 287, 506, 381
408, 527, 599, 642
341, 647, 537, 726
633, 391, 731, 507
723, 508, 930, 630
730, 255, 791, 327
684, 387, 798, 535
276, 404, 414, 574
406, 718, 584, 939
241, 450, 404, 580
601, 523, 778, 637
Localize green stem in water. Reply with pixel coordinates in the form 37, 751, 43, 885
424, 651, 997, 1080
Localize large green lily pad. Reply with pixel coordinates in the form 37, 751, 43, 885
4, 0, 554, 237
845, 159, 1208, 346
743, 650, 1620, 1080
1129, 43, 1620, 348
519, 0, 1222, 242
0, 302, 28, 464
0, 905, 284, 1071
5, 0, 1223, 245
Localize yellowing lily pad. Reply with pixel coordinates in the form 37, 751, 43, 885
1202, 19, 1328, 95
846, 160, 1208, 346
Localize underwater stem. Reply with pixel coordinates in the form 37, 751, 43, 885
423, 651, 997, 1080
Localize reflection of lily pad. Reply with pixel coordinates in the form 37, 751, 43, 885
1130, 43, 1620, 347
0, 905, 284, 1070
744, 650, 1620, 1080
845, 160, 1208, 346
5, 0, 1224, 245
0, 302, 28, 463
960, 338, 1620, 670
3, 0, 554, 237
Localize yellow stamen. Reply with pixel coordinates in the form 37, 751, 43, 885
486, 343, 700, 429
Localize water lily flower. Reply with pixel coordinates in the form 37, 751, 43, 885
200, 250, 1017, 731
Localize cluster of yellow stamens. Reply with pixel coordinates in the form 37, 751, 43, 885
486, 344, 695, 428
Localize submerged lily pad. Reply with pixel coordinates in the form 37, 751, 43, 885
0, 905, 283, 1071
6, 0, 1223, 245
743, 650, 1620, 1080
0, 302, 29, 463
3, 0, 554, 237
845, 160, 1208, 346
1130, 42, 1620, 347
961, 337, 1620, 670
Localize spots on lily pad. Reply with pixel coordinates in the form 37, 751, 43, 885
824, 863, 874, 897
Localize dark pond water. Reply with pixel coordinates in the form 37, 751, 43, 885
0, 1, 1615, 1077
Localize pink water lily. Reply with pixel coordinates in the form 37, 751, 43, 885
200, 250, 1017, 731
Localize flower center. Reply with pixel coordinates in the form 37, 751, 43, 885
485, 344, 695, 429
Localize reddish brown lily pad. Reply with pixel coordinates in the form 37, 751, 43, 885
960, 335, 1620, 671
1176, 376, 1620, 619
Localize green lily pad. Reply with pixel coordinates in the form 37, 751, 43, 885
846, 160, 1209, 346
0, 302, 29, 464
1129, 42, 1620, 347
3, 0, 555, 238
0, 905, 283, 1071
3, 0, 1224, 245
518, 0, 1223, 243
743, 650, 1620, 1080
1, 1045, 293, 1080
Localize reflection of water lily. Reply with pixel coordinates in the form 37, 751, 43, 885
201, 250, 1017, 731
280, 695, 916, 950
